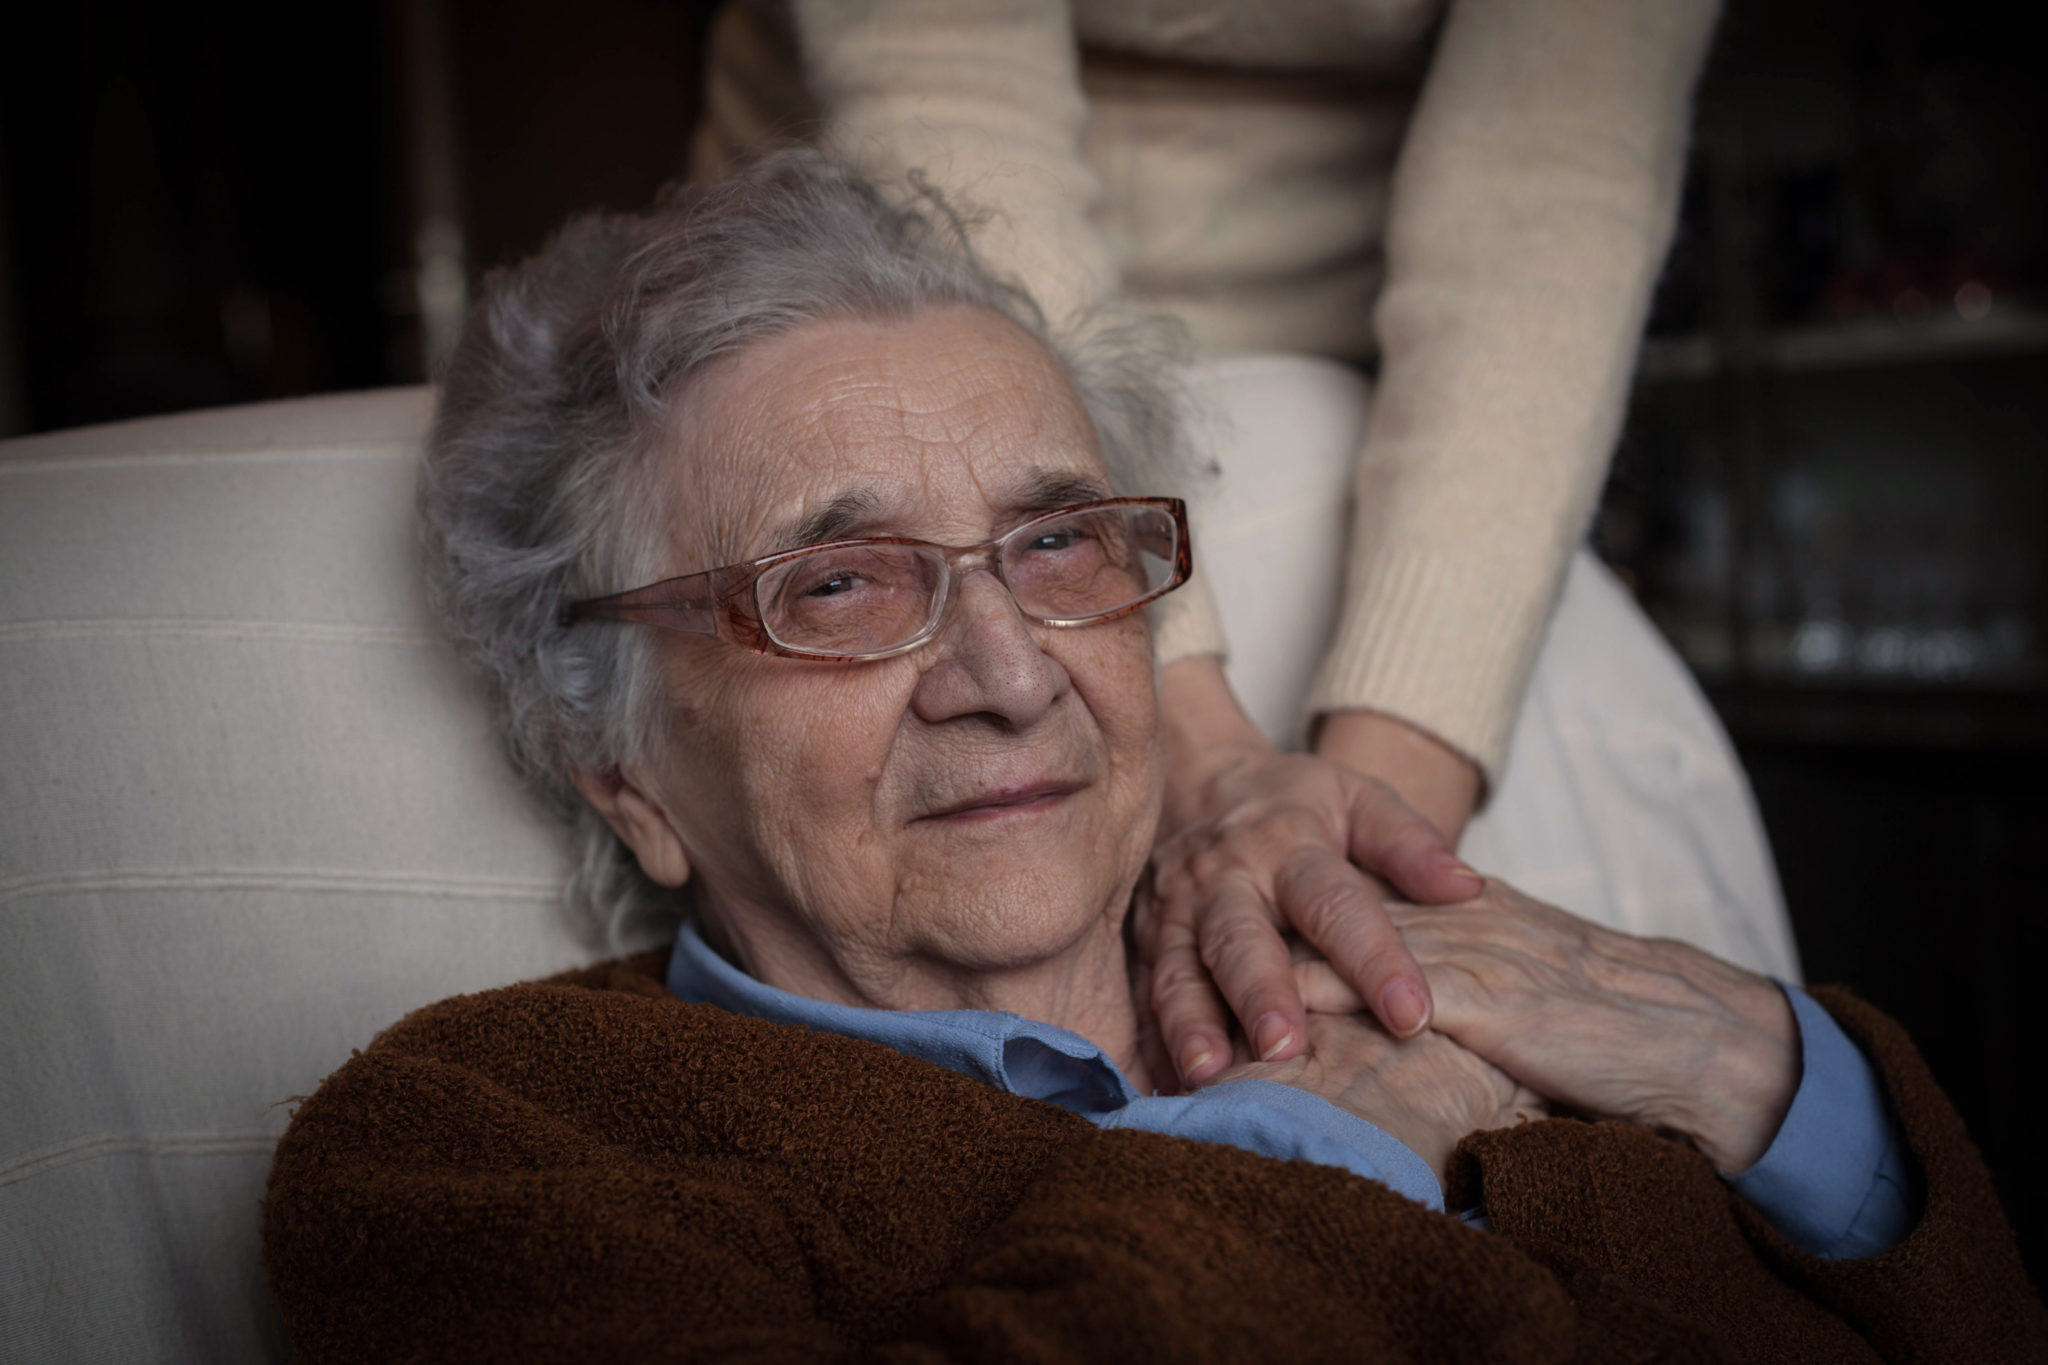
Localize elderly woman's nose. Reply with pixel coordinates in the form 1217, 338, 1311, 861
909, 571, 1068, 729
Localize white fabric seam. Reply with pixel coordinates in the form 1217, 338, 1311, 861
0, 442, 417, 475
0, 867, 559, 909
0, 1132, 282, 1189
0, 618, 438, 646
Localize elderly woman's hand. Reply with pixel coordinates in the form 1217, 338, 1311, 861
1297, 881, 1800, 1174
1142, 657, 1483, 1088
1210, 1008, 1546, 1183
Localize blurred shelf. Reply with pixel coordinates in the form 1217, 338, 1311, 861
1639, 308, 2048, 379
1702, 678, 2048, 748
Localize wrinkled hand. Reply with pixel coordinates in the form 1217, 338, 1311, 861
1212, 1007, 1546, 1183
1141, 739, 1484, 1088
1297, 881, 1800, 1173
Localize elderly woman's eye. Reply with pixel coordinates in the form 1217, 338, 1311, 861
806, 573, 864, 598
762, 546, 940, 653
1024, 529, 1086, 554
783, 557, 889, 604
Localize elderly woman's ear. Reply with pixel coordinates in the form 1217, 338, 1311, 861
571, 767, 693, 888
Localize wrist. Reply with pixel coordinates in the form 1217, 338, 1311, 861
1679, 1013, 1801, 1173
1244, 1063, 1456, 1186
1344, 1096, 1457, 1185
1313, 709, 1481, 844
1379, 1117, 1456, 1185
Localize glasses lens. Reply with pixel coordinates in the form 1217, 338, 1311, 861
1002, 504, 1178, 622
757, 543, 946, 654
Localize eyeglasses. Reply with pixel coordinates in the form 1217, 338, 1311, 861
565, 496, 1191, 661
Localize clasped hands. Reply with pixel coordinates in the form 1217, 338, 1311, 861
1144, 668, 1800, 1183
1181, 885, 1801, 1182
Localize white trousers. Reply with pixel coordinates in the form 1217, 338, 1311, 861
1187, 351, 1800, 980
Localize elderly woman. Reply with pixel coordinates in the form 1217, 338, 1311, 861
262, 154, 2042, 1361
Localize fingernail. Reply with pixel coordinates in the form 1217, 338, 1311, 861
1253, 1013, 1295, 1061
1429, 851, 1482, 887
1379, 979, 1430, 1037
1178, 1039, 1216, 1084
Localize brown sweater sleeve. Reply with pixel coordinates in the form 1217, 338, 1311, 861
264, 969, 1559, 1362
262, 972, 1088, 1361
1450, 986, 2048, 1363
264, 966, 2044, 1363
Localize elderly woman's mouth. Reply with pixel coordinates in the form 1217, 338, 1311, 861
914, 779, 1087, 823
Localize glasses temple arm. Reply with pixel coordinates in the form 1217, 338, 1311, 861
564, 574, 722, 636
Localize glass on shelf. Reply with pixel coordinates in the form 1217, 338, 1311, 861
1619, 352, 2045, 691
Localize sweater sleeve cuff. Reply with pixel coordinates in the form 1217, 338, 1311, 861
1105, 1079, 1443, 1211
1727, 984, 1916, 1259
1303, 548, 1558, 782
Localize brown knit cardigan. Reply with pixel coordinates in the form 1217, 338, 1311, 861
262, 952, 2046, 1363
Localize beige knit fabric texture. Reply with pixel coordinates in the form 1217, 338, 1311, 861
694, 0, 1718, 778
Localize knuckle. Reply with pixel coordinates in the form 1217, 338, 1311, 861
1349, 770, 1405, 808
1295, 881, 1371, 938
1278, 856, 1375, 935
1388, 817, 1448, 857
1199, 918, 1283, 979
1184, 845, 1237, 886
1348, 938, 1417, 987
1202, 913, 1277, 958
1152, 955, 1215, 1003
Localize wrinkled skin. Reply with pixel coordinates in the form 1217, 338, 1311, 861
1288, 880, 1801, 1173
1141, 656, 1486, 1087
1212, 1008, 1547, 1182
576, 305, 1167, 1086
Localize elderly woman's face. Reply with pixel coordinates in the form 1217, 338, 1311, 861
613, 306, 1164, 996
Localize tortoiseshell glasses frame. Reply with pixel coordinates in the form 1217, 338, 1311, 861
564, 495, 1191, 662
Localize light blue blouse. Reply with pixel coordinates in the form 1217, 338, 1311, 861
668, 923, 1912, 1258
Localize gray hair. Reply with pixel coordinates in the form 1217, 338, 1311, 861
420, 148, 1190, 949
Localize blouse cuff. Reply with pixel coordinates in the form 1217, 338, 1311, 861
1727, 984, 1916, 1259
1109, 1078, 1444, 1212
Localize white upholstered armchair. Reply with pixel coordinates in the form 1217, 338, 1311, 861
0, 355, 1796, 1362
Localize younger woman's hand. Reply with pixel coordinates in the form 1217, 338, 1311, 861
1143, 658, 1484, 1090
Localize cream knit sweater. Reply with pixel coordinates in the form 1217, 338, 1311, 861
693, 0, 1719, 780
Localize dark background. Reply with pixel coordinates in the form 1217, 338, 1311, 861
2, 0, 2042, 1288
